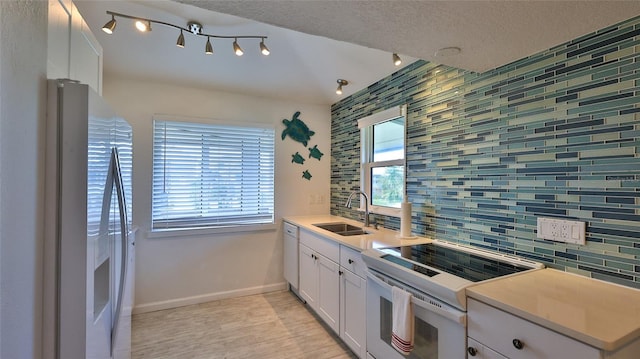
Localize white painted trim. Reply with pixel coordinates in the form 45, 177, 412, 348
357, 105, 406, 129
147, 223, 278, 239
132, 282, 288, 314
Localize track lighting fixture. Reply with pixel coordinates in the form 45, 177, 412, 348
393, 53, 402, 66
233, 38, 244, 56
336, 79, 349, 95
102, 14, 116, 34
176, 30, 185, 48
101, 11, 270, 57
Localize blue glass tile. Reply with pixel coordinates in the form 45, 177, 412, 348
330, 16, 640, 288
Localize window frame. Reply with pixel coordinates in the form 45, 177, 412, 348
150, 115, 275, 233
358, 105, 407, 217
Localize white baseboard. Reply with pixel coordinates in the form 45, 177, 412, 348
132, 282, 288, 314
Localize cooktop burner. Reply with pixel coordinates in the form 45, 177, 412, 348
382, 243, 534, 282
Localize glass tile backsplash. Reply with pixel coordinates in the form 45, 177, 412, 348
331, 16, 640, 288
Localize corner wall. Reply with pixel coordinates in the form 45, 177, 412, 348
103, 76, 331, 311
0, 1, 47, 358
332, 16, 640, 288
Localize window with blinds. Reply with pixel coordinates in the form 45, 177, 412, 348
152, 119, 275, 230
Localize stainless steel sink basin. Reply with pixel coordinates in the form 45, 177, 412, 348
313, 222, 371, 236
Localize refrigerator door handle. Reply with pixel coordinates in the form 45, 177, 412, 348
109, 147, 129, 356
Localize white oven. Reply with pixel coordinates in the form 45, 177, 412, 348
366, 269, 467, 359
362, 242, 544, 359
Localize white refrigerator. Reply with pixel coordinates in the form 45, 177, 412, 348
43, 79, 135, 359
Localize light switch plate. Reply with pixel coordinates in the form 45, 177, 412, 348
537, 217, 586, 245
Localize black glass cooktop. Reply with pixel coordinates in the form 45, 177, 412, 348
382, 243, 533, 282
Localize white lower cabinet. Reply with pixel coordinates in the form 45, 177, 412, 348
340, 267, 366, 358
283, 222, 299, 289
298, 230, 340, 334
296, 229, 366, 358
317, 254, 340, 332
298, 243, 318, 309
468, 298, 640, 359
340, 245, 367, 359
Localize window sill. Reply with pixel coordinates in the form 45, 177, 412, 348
147, 223, 278, 239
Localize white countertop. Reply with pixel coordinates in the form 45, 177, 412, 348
283, 215, 432, 251
466, 268, 640, 352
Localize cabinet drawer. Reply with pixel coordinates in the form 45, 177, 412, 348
300, 229, 339, 262
468, 299, 600, 359
284, 221, 298, 236
467, 338, 507, 359
340, 245, 366, 278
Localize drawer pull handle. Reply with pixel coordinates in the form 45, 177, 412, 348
512, 339, 524, 350
348, 259, 354, 264
467, 347, 477, 356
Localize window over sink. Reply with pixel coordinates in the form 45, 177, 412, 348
151, 116, 275, 231
358, 105, 406, 217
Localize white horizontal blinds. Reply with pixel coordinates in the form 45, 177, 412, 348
115, 117, 133, 225
87, 116, 113, 237
152, 119, 275, 229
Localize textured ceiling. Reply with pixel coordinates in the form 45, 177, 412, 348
76, 1, 640, 105
76, 0, 418, 105
177, 0, 640, 73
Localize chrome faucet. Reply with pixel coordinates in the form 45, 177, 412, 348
345, 191, 370, 227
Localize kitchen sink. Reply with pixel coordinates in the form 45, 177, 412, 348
313, 222, 371, 236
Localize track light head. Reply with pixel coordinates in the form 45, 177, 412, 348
102, 15, 117, 34
176, 30, 185, 48
233, 39, 244, 56
336, 79, 349, 95
135, 20, 151, 32
260, 39, 270, 56
205, 37, 213, 55
393, 53, 402, 66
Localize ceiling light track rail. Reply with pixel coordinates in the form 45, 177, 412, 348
102, 11, 270, 56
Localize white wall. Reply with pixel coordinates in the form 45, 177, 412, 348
103, 75, 331, 312
0, 1, 47, 358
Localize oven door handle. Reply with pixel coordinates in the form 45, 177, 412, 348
367, 271, 466, 326
411, 294, 466, 326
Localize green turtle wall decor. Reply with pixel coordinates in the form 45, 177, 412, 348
291, 152, 305, 164
302, 170, 312, 180
282, 111, 315, 146
308, 145, 324, 160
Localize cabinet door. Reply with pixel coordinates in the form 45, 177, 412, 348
298, 244, 317, 309
47, 0, 71, 79
70, 2, 103, 94
283, 223, 298, 289
341, 269, 366, 358
317, 254, 340, 334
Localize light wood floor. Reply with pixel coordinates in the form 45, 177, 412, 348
131, 290, 358, 358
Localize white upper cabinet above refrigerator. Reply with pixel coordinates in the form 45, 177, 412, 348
47, 0, 103, 95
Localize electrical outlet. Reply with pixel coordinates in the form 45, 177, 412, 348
537, 217, 586, 245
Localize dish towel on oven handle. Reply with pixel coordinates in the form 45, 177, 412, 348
391, 286, 414, 355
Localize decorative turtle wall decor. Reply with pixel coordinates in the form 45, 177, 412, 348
291, 152, 305, 164
302, 170, 312, 180
282, 111, 315, 146
308, 145, 324, 160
